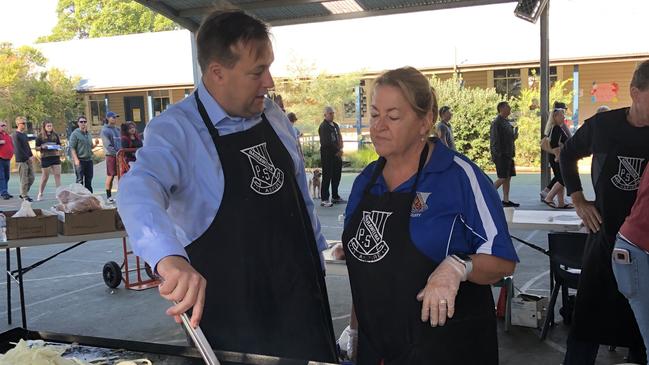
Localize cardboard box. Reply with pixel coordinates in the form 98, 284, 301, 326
57, 208, 117, 236
4, 209, 58, 240
115, 210, 125, 231
511, 293, 548, 328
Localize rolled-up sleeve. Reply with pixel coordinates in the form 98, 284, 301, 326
560, 120, 594, 196
117, 119, 188, 270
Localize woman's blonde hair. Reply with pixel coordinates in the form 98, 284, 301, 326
374, 66, 438, 126
545, 108, 564, 136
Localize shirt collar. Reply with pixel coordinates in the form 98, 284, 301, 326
372, 139, 456, 192
197, 80, 255, 126
423, 139, 455, 174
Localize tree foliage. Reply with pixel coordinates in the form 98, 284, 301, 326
274, 59, 360, 135
510, 79, 573, 167
0, 43, 82, 131
431, 75, 509, 169
37, 0, 179, 43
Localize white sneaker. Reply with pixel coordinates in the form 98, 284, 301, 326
36, 193, 43, 201
107, 197, 116, 204
321, 201, 333, 207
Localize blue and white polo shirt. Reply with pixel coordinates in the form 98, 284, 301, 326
345, 142, 519, 263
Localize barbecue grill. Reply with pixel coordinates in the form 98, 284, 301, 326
0, 328, 338, 365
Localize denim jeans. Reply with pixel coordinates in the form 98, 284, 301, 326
613, 236, 649, 361
0, 158, 9, 195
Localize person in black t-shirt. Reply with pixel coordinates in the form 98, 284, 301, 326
560, 60, 649, 365
542, 108, 572, 208
490, 101, 519, 207
318, 106, 345, 206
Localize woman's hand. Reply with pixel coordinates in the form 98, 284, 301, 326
416, 256, 465, 327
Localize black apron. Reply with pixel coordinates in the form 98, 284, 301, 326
572, 124, 649, 348
185, 92, 337, 362
342, 143, 497, 365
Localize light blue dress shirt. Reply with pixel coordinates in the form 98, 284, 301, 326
117, 81, 326, 270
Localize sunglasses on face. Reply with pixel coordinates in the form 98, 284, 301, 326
78, 120, 88, 123
0, 125, 6, 127
17, 123, 25, 125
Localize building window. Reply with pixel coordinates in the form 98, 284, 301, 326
89, 97, 106, 126
528, 66, 558, 88
494, 69, 522, 97
151, 90, 171, 117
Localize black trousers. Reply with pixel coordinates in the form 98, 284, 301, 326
75, 159, 94, 193
320, 151, 342, 201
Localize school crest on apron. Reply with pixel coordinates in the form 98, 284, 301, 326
240, 142, 284, 195
348, 210, 392, 263
611, 156, 645, 191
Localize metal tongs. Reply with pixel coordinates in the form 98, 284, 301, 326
175, 302, 221, 365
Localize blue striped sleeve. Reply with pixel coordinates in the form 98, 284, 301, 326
454, 155, 519, 262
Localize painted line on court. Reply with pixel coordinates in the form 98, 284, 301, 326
514, 230, 539, 251
0, 271, 102, 285
332, 314, 351, 321
20, 282, 104, 310
520, 270, 550, 293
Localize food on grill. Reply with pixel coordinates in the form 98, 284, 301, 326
0, 339, 89, 364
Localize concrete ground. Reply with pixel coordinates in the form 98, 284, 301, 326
0, 167, 634, 364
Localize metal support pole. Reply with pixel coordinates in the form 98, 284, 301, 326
540, 1, 551, 190
6, 248, 11, 325
355, 85, 362, 150
190, 32, 201, 88
16, 247, 26, 329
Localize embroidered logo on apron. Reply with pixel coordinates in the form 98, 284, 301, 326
240, 142, 285, 195
348, 210, 392, 263
611, 156, 645, 191
411, 192, 431, 217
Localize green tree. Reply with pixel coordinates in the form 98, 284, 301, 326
37, 0, 179, 43
275, 59, 361, 136
0, 43, 82, 131
511, 79, 573, 167
431, 75, 509, 169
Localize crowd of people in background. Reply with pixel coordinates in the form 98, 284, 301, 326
0, 110, 144, 202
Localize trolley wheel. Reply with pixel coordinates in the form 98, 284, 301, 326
144, 263, 157, 280
103, 261, 122, 288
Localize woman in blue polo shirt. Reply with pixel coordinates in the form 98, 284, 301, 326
341, 67, 518, 364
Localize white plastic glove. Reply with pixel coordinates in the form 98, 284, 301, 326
337, 325, 357, 360
416, 256, 466, 327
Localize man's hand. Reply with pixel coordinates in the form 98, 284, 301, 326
74, 158, 80, 167
157, 256, 207, 328
572, 192, 602, 233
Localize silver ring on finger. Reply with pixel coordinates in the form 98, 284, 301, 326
439, 299, 447, 305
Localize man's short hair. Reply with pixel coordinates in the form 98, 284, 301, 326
324, 106, 335, 114
497, 101, 510, 113
15, 116, 26, 124
631, 60, 649, 91
287, 112, 297, 122
439, 106, 451, 115
195, 10, 270, 71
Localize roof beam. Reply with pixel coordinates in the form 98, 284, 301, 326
134, 0, 201, 31
179, 0, 330, 17
268, 0, 516, 26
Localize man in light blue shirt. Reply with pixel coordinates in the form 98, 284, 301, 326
117, 9, 336, 362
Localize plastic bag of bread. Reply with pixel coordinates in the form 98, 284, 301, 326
12, 200, 37, 217
55, 184, 104, 213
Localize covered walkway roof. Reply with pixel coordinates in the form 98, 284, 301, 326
134, 0, 515, 31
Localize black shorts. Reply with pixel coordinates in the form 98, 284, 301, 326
494, 158, 516, 179
41, 156, 61, 168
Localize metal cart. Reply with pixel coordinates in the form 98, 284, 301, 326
102, 148, 159, 290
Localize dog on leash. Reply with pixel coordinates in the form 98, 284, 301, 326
309, 168, 322, 199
